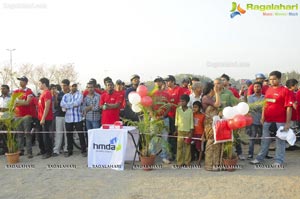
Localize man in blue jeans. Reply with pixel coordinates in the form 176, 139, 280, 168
251, 71, 293, 166
83, 81, 101, 130
247, 82, 264, 159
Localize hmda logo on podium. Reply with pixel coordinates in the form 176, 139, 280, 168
93, 137, 122, 152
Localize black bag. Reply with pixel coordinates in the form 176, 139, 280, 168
269, 122, 278, 137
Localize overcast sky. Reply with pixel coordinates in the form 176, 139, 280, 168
1, 0, 299, 85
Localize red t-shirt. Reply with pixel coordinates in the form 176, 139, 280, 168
100, 91, 121, 124
167, 86, 184, 118
228, 87, 240, 99
181, 87, 191, 95
30, 97, 38, 119
296, 90, 300, 122
115, 90, 126, 109
83, 88, 104, 97
264, 86, 293, 123
38, 90, 54, 121
290, 91, 297, 121
152, 90, 170, 117
248, 84, 269, 95
193, 112, 205, 135
13, 88, 34, 117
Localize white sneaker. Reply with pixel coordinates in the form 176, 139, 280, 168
250, 159, 260, 164
162, 158, 170, 164
238, 155, 246, 160
272, 162, 284, 168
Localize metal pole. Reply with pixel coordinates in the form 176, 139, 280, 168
6, 49, 16, 90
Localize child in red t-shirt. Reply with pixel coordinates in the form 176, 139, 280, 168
192, 101, 205, 166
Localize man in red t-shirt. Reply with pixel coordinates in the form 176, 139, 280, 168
100, 81, 121, 124
220, 74, 240, 99
247, 73, 269, 95
82, 78, 104, 97
37, 77, 54, 159
151, 76, 172, 163
251, 71, 293, 166
181, 78, 191, 95
13, 76, 34, 158
164, 75, 184, 158
115, 79, 126, 110
285, 79, 299, 124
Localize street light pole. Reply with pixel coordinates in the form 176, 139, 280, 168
6, 48, 16, 90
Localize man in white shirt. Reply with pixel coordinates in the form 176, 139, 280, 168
0, 85, 11, 154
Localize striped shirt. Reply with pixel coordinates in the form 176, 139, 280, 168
82, 93, 101, 121
60, 90, 83, 123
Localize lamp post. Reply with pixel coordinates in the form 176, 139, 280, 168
6, 48, 16, 90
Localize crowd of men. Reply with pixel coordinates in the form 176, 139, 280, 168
0, 71, 299, 167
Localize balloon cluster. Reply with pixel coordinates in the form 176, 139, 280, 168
128, 85, 153, 113
222, 102, 253, 130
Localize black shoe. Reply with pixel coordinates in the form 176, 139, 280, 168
266, 155, 273, 159
37, 152, 45, 156
64, 152, 73, 157
27, 153, 33, 159
81, 152, 87, 157
52, 153, 59, 157
19, 151, 24, 156
42, 154, 51, 159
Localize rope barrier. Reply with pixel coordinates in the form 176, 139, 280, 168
1, 130, 299, 141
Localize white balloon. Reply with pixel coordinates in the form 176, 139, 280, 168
222, 107, 235, 119
132, 104, 142, 113
237, 102, 249, 115
128, 92, 141, 105
232, 106, 239, 117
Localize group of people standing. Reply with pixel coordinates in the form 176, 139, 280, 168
0, 70, 299, 171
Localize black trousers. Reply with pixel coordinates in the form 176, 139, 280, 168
65, 121, 86, 153
168, 117, 177, 157
37, 120, 53, 155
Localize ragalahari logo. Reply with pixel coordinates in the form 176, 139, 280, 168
110, 137, 122, 151
230, 2, 246, 18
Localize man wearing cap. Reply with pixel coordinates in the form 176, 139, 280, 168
164, 75, 185, 158
123, 74, 140, 122
151, 76, 172, 163
247, 73, 269, 95
100, 81, 121, 124
61, 82, 87, 157
13, 76, 34, 158
239, 80, 252, 102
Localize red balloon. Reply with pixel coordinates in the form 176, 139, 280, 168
137, 85, 148, 97
233, 114, 247, 128
141, 96, 153, 107
227, 119, 239, 130
245, 116, 253, 126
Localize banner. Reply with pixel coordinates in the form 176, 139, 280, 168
88, 128, 128, 170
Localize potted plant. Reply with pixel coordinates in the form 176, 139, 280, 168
222, 130, 239, 171
0, 93, 23, 164
123, 86, 170, 170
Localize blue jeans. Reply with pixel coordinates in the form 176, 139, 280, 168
86, 120, 100, 130
248, 124, 262, 156
256, 122, 286, 164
